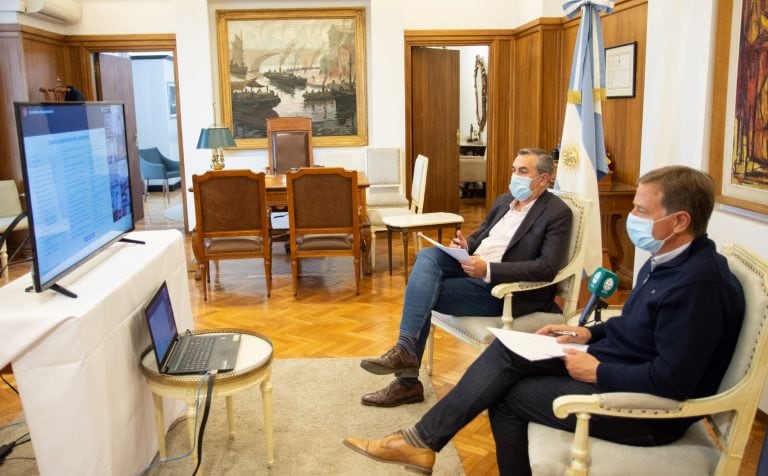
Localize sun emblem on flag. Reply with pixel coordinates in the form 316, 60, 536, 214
560, 142, 581, 173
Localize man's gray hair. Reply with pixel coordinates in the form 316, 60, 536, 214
517, 148, 554, 176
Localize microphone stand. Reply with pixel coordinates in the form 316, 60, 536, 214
592, 299, 610, 324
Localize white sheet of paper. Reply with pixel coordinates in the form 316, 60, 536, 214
488, 327, 588, 361
417, 232, 471, 261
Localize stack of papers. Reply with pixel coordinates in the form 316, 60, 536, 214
417, 232, 470, 261
488, 327, 588, 361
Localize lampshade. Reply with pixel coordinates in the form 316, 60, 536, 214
196, 126, 235, 149
197, 126, 235, 170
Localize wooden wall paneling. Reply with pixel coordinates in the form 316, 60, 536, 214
508, 19, 562, 161
538, 25, 564, 155
64, 45, 93, 100
22, 36, 69, 102
511, 27, 543, 154
486, 37, 514, 204
0, 27, 27, 188
600, 0, 647, 186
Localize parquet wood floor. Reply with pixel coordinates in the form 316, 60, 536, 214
1, 190, 765, 475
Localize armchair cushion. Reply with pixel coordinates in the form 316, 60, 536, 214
296, 233, 354, 251
431, 311, 565, 346
367, 191, 410, 208
528, 420, 718, 476
202, 236, 264, 254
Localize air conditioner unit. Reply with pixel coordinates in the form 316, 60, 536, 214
25, 0, 81, 24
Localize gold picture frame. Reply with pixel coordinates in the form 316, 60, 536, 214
216, 8, 367, 149
709, 0, 768, 214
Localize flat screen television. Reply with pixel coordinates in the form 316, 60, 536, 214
14, 102, 135, 297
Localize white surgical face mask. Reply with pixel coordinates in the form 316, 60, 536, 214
509, 174, 541, 201
625, 213, 674, 254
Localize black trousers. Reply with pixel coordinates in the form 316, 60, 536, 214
415, 340, 691, 475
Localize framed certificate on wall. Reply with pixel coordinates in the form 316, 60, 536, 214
605, 42, 636, 98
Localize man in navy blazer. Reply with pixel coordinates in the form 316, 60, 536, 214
359, 147, 573, 407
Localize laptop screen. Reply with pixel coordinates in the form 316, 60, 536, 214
144, 282, 178, 368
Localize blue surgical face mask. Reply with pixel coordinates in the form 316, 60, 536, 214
509, 174, 541, 201
625, 213, 674, 254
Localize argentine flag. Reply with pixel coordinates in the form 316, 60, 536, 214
556, 0, 614, 275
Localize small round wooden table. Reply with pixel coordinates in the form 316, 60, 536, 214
140, 329, 275, 467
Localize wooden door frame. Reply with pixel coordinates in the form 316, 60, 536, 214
404, 30, 516, 209
66, 34, 189, 232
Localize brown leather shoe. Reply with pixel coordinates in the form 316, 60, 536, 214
361, 379, 424, 407
343, 431, 435, 474
360, 345, 419, 376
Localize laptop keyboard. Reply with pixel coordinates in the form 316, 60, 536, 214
176, 336, 216, 371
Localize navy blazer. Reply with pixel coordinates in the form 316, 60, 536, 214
466, 190, 572, 317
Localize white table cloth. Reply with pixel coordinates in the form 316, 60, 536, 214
0, 229, 191, 475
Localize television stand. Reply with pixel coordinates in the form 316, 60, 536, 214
120, 237, 146, 245
25, 283, 77, 299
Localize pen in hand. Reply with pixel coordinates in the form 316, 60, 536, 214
451, 238, 465, 249
550, 330, 577, 337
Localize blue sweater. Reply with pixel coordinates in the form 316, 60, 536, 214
588, 235, 744, 400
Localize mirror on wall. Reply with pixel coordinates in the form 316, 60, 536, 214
460, 49, 488, 201
474, 55, 487, 137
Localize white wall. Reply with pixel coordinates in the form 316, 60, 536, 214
131, 56, 179, 160
642, 0, 768, 409
641, 0, 768, 280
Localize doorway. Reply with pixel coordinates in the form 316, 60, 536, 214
94, 51, 183, 232
404, 30, 516, 213
78, 35, 187, 232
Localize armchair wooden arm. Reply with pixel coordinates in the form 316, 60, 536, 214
491, 253, 585, 330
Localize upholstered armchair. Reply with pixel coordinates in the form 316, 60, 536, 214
286, 167, 362, 296
426, 191, 592, 374
527, 243, 768, 475
191, 169, 272, 300
138, 147, 181, 202
266, 117, 313, 174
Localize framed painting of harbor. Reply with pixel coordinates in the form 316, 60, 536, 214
709, 0, 768, 214
216, 8, 368, 149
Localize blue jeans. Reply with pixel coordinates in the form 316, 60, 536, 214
415, 340, 694, 475
399, 247, 504, 362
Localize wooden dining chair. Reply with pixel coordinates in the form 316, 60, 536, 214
286, 167, 362, 296
191, 169, 272, 300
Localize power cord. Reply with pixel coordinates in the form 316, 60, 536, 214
0, 433, 31, 465
0, 374, 18, 395
192, 370, 216, 476
0, 234, 30, 278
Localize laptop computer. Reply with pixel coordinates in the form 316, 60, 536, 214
145, 281, 241, 375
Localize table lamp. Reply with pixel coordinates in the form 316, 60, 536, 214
196, 125, 236, 170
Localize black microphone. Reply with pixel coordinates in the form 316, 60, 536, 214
578, 267, 619, 326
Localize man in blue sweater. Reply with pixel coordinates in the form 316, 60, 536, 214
344, 165, 745, 475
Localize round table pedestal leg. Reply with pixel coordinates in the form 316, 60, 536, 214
185, 395, 198, 465
226, 395, 235, 438
260, 378, 275, 466
152, 393, 167, 459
